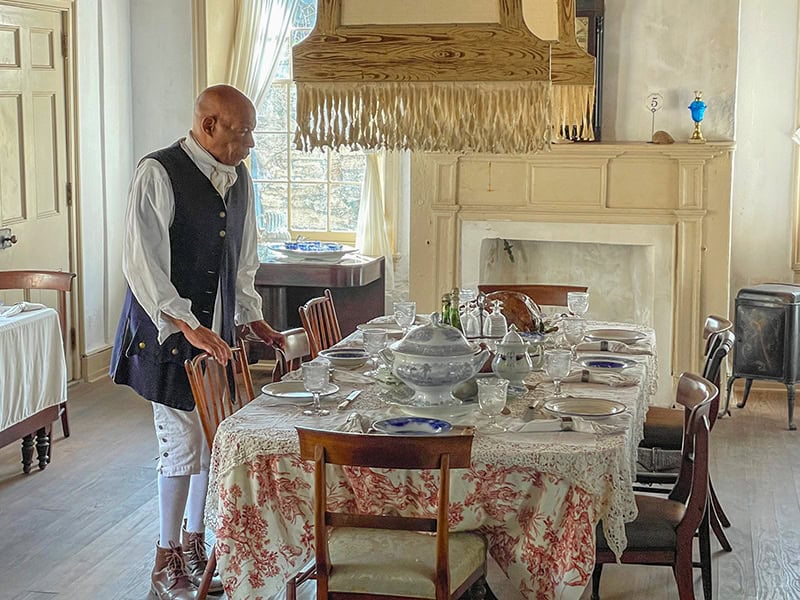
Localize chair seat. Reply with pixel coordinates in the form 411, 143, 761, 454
596, 495, 685, 551
640, 406, 683, 450
328, 527, 487, 598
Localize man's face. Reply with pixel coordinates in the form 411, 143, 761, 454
206, 105, 256, 166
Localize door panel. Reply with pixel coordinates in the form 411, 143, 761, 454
0, 3, 74, 378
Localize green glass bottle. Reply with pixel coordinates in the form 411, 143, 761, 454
449, 289, 461, 331
440, 294, 451, 326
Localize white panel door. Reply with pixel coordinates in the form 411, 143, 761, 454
0, 3, 74, 378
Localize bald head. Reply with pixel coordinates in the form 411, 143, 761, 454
191, 85, 256, 166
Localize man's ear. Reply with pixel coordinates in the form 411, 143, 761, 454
201, 115, 216, 136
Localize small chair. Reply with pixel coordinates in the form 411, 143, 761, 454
592, 372, 718, 600
298, 289, 342, 358
477, 283, 588, 307
184, 342, 255, 599
272, 327, 311, 382
286, 428, 487, 600
0, 269, 76, 437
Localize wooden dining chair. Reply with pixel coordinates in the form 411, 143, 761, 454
184, 342, 255, 599
0, 269, 76, 437
592, 372, 718, 600
272, 327, 311, 382
298, 289, 342, 358
286, 428, 487, 600
477, 283, 588, 307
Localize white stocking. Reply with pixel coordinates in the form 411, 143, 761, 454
184, 469, 209, 533
158, 473, 190, 548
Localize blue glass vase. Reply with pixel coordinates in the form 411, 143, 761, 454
688, 91, 707, 143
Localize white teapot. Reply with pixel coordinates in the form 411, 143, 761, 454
491, 324, 533, 394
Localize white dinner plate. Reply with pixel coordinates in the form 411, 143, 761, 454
584, 328, 647, 345
543, 397, 627, 419
373, 417, 453, 435
577, 355, 637, 371
388, 399, 476, 419
261, 381, 339, 401
356, 323, 404, 339
318, 347, 369, 369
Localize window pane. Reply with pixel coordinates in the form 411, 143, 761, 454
291, 149, 327, 181
293, 0, 317, 29
272, 39, 291, 81
330, 184, 361, 231
256, 85, 288, 133
291, 183, 327, 231
255, 182, 288, 215
252, 134, 289, 180
330, 150, 367, 182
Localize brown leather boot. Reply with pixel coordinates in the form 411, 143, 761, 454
182, 525, 223, 594
151, 542, 198, 599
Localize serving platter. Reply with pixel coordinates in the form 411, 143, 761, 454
577, 355, 637, 371
261, 381, 339, 400
268, 243, 358, 263
543, 397, 627, 419
584, 328, 647, 345
373, 417, 453, 435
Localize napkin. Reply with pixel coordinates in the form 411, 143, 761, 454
331, 369, 373, 385
339, 412, 372, 433
570, 412, 631, 435
514, 418, 564, 433
562, 369, 637, 387
576, 340, 652, 355
0, 301, 47, 318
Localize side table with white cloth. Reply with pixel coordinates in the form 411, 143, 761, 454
0, 306, 68, 473
206, 321, 657, 600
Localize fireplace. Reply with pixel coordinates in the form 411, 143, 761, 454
408, 142, 735, 406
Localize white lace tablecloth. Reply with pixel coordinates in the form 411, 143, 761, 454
0, 308, 67, 431
206, 322, 656, 600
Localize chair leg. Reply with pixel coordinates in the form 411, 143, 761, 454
698, 508, 712, 600
709, 479, 731, 528
59, 402, 70, 438
196, 546, 217, 600
673, 553, 696, 600
590, 563, 603, 600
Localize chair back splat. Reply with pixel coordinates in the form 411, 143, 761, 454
272, 327, 311, 382
298, 288, 342, 359
290, 428, 486, 600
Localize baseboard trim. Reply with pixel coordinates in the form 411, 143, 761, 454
82, 346, 112, 383
731, 379, 789, 393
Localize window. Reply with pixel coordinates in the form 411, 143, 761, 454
251, 0, 366, 243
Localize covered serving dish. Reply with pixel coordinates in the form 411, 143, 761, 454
380, 313, 489, 406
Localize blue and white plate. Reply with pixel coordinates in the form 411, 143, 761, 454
372, 417, 453, 435
578, 355, 637, 371
318, 348, 369, 368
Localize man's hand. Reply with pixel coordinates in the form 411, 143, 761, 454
246, 320, 286, 350
167, 315, 233, 365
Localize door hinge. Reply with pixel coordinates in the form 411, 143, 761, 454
66, 181, 72, 207
70, 326, 76, 351
61, 32, 68, 59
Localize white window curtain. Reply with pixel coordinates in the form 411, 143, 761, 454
227, 0, 299, 107
356, 152, 397, 294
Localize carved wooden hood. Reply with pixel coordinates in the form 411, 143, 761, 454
292, 0, 595, 153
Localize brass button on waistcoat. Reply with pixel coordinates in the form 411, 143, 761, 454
219, 211, 226, 218
171, 348, 179, 355
138, 341, 146, 349
219, 230, 226, 237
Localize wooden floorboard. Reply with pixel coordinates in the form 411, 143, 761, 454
2, 379, 800, 599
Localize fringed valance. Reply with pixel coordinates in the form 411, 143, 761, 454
294, 80, 552, 154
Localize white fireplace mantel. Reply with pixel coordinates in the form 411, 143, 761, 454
409, 142, 735, 403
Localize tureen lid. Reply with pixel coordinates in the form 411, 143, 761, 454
390, 312, 475, 356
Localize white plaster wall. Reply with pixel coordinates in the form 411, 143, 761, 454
130, 0, 195, 161
76, 0, 133, 355
602, 0, 739, 142
731, 0, 798, 301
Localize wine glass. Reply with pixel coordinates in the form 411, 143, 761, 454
362, 329, 388, 377
567, 292, 589, 318
477, 378, 509, 434
393, 301, 417, 335
302, 358, 331, 416
544, 349, 572, 398
561, 317, 587, 359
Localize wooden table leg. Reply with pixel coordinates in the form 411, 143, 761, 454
21, 434, 34, 474
35, 427, 49, 470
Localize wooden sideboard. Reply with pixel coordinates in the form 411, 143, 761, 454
255, 254, 385, 338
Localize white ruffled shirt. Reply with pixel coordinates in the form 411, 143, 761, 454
122, 131, 263, 343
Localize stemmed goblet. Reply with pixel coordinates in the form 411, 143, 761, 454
561, 317, 587, 359
393, 301, 417, 335
302, 358, 331, 416
362, 329, 388, 377
567, 291, 589, 318
544, 349, 572, 398
477, 378, 509, 434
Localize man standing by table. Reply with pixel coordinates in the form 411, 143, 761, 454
110, 84, 284, 599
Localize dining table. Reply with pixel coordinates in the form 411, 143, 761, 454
0, 306, 67, 472
205, 319, 658, 600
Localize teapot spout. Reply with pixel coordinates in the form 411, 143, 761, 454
472, 348, 490, 372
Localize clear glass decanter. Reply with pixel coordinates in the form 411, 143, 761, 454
483, 300, 508, 338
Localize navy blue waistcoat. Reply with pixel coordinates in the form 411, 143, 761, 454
109, 142, 249, 411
